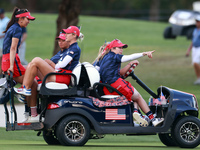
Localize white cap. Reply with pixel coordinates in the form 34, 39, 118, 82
195, 15, 200, 21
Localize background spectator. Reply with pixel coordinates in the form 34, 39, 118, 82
18, 27, 28, 65
186, 15, 200, 85
0, 8, 9, 73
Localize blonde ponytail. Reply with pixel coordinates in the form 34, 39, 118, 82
92, 42, 110, 64
78, 32, 84, 42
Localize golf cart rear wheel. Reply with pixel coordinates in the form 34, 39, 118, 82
43, 129, 60, 145
56, 115, 90, 146
172, 116, 200, 148
158, 133, 177, 146
163, 26, 176, 39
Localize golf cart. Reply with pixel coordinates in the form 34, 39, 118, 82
0, 62, 200, 148
163, 9, 200, 39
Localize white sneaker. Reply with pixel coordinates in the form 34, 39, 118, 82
194, 78, 200, 85
133, 121, 140, 127
143, 115, 151, 124
26, 115, 40, 123
133, 112, 148, 127
14, 85, 31, 96
14, 94, 25, 103
152, 118, 164, 126
20, 112, 30, 123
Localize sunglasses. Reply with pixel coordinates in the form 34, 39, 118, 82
17, 9, 29, 13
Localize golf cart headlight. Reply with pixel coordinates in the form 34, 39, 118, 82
169, 17, 176, 24
192, 96, 198, 109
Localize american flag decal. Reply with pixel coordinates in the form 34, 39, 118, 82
105, 108, 126, 120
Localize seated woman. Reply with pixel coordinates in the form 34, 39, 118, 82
93, 42, 148, 125
45, 31, 84, 72
18, 31, 72, 122
94, 39, 164, 127
14, 26, 83, 122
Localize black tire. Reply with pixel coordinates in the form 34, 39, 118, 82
186, 28, 194, 40
43, 130, 60, 145
158, 133, 177, 147
163, 26, 176, 39
172, 116, 200, 148
56, 115, 90, 146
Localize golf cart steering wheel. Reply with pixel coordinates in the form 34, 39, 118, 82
122, 63, 138, 79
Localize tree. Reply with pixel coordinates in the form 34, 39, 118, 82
149, 0, 160, 21
53, 0, 81, 55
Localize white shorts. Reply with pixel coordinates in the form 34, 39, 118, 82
192, 47, 200, 64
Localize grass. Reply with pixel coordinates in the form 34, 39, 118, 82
0, 128, 198, 150
1, 13, 200, 148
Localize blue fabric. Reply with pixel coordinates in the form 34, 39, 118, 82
192, 28, 200, 47
97, 51, 123, 84
3, 23, 22, 54
53, 42, 81, 71
50, 48, 68, 64
21, 27, 27, 34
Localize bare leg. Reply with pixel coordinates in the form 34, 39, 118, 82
23, 57, 55, 89
14, 74, 37, 107
37, 59, 55, 81
132, 88, 164, 126
29, 79, 38, 107
14, 75, 24, 84
37, 69, 44, 81
131, 89, 150, 114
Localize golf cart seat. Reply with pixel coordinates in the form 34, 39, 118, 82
37, 62, 83, 92
37, 82, 68, 91
39, 62, 98, 96
73, 62, 100, 97
39, 71, 78, 96
75, 62, 122, 99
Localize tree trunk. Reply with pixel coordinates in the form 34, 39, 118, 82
149, 0, 160, 21
53, 0, 81, 55
16, 0, 37, 12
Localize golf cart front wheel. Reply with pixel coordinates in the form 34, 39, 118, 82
56, 115, 90, 146
172, 116, 200, 148
43, 129, 60, 145
158, 133, 177, 146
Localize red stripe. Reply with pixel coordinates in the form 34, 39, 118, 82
105, 109, 126, 120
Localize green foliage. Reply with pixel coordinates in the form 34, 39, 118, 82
1, 0, 199, 21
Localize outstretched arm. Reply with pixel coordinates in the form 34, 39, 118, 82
142, 50, 155, 58
121, 50, 155, 62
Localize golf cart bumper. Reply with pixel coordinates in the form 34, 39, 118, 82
170, 24, 195, 36
170, 24, 185, 35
